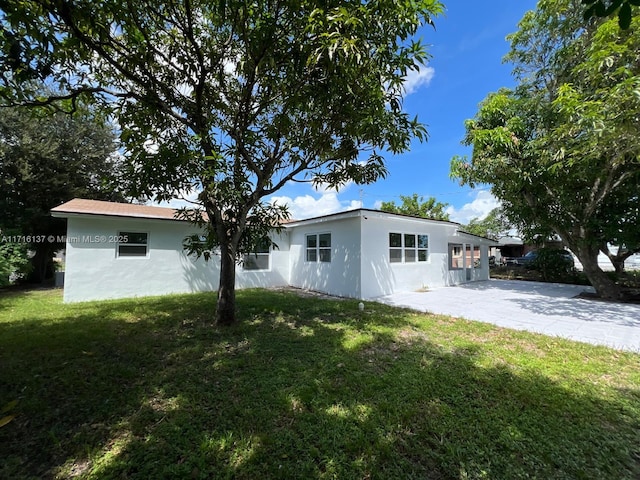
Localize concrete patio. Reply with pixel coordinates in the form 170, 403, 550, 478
377, 279, 640, 352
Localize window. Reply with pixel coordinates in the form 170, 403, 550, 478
118, 232, 148, 257
418, 234, 429, 261
243, 240, 270, 270
389, 233, 402, 263
389, 233, 429, 263
449, 243, 463, 270
404, 234, 416, 262
306, 233, 331, 262
319, 233, 331, 262
466, 244, 475, 269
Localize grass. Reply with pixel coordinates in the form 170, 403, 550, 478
1, 288, 639, 479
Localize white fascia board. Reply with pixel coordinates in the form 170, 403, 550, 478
284, 209, 363, 228
455, 231, 497, 245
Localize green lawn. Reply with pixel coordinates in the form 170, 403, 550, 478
1, 288, 639, 479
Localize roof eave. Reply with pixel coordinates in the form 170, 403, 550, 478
50, 210, 188, 222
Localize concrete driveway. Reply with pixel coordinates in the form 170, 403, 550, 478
377, 279, 640, 352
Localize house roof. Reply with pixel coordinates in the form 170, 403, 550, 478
50, 200, 494, 244
50, 198, 289, 224
497, 235, 524, 246
284, 207, 461, 227
51, 198, 187, 221
457, 230, 499, 244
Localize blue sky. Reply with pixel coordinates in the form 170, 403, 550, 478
267, 1, 539, 224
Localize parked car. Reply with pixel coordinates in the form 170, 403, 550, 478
512, 250, 575, 268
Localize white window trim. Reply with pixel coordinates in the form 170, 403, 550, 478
242, 244, 271, 271
448, 243, 464, 271
389, 232, 429, 264
305, 232, 332, 263
116, 231, 150, 259
467, 244, 477, 269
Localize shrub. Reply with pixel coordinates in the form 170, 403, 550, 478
531, 248, 576, 283
0, 235, 32, 286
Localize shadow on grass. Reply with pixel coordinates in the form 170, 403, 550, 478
0, 289, 638, 479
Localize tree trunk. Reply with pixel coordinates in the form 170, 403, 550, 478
27, 246, 54, 284
576, 244, 622, 300
600, 244, 628, 275
610, 258, 625, 275
216, 243, 237, 326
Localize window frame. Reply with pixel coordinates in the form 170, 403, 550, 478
448, 243, 464, 270
242, 240, 271, 271
389, 233, 403, 263
306, 232, 332, 263
467, 244, 476, 269
389, 232, 429, 264
117, 231, 149, 258
417, 234, 429, 262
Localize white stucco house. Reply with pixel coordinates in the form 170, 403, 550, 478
51, 199, 495, 303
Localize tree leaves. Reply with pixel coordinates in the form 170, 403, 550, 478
0, 104, 126, 282
0, 400, 18, 428
451, 1, 640, 298
380, 194, 450, 221
0, 0, 444, 322
582, 0, 637, 28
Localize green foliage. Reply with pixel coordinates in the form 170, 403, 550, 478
0, 0, 444, 322
582, 0, 639, 29
0, 399, 17, 429
0, 238, 31, 286
451, 0, 640, 299
530, 248, 576, 283
463, 208, 511, 240
1, 107, 114, 225
380, 193, 450, 221
0, 105, 125, 282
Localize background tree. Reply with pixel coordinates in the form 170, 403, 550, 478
451, 1, 640, 300
0, 105, 124, 282
463, 208, 511, 240
0, 0, 443, 324
380, 194, 450, 221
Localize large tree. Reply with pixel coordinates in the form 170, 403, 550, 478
463, 208, 511, 241
0, 105, 123, 282
380, 193, 450, 221
0, 1, 443, 324
451, 0, 640, 299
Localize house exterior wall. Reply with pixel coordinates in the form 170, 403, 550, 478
444, 238, 490, 285
59, 207, 491, 303
359, 212, 463, 298
288, 215, 361, 298
62, 216, 289, 302
284, 210, 491, 300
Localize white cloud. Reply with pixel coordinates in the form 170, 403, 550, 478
150, 183, 364, 220
446, 190, 500, 224
270, 192, 361, 220
403, 64, 435, 96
